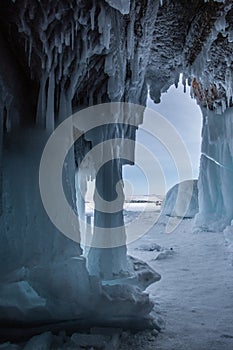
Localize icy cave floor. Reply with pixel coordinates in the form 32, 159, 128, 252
1, 213, 233, 349
125, 216, 233, 350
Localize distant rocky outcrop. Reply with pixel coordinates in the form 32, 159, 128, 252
161, 180, 199, 218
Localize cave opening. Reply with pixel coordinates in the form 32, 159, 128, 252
76, 76, 203, 260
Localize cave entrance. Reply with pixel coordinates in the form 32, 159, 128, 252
123, 75, 202, 229
77, 76, 202, 254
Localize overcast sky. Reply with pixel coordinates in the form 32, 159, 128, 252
123, 80, 202, 196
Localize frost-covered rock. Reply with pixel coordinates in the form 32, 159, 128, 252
0, 281, 46, 321
161, 180, 198, 218
128, 256, 161, 289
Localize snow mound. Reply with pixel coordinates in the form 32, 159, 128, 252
161, 180, 198, 219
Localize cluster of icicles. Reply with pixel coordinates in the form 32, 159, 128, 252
12, 0, 159, 134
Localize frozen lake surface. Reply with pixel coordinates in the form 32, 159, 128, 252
124, 214, 233, 350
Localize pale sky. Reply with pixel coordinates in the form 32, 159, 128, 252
123, 79, 202, 196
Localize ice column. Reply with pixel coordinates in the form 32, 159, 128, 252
195, 107, 233, 231
88, 157, 127, 279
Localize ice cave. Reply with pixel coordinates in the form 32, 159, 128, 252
0, 0, 233, 349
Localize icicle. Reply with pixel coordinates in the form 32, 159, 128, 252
58, 53, 63, 81
46, 49, 53, 72
78, 10, 88, 26
42, 56, 45, 70
182, 74, 187, 93
65, 30, 70, 46
4, 104, 11, 133
228, 31, 233, 43
71, 21, 74, 50
221, 99, 226, 113
81, 29, 88, 60
29, 6, 35, 20
24, 37, 27, 53
174, 72, 180, 88
46, 70, 55, 131
104, 53, 115, 76
28, 37, 32, 67
104, 18, 111, 50
90, 3, 96, 31
225, 68, 233, 108
98, 5, 105, 34
58, 42, 63, 54
61, 31, 64, 45
55, 32, 59, 48
75, 19, 78, 35
127, 10, 135, 59
36, 73, 48, 127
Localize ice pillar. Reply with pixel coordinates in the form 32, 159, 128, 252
195, 107, 233, 231
88, 158, 127, 279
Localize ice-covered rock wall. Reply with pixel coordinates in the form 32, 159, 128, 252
0, 0, 161, 331
185, 1, 233, 231
146, 0, 233, 232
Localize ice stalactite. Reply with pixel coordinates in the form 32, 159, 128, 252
36, 73, 48, 127
0, 0, 163, 327
46, 70, 55, 132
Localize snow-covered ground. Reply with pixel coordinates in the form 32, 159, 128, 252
125, 213, 233, 350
